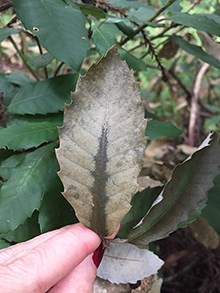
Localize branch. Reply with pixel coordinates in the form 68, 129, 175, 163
8, 36, 39, 80
119, 0, 178, 46
188, 63, 209, 146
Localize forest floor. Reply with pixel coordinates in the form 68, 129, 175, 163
159, 228, 220, 293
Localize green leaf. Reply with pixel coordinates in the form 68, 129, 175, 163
108, 0, 147, 9
171, 13, 220, 37
0, 72, 16, 104
0, 121, 59, 150
0, 142, 58, 233
128, 133, 220, 247
118, 186, 163, 239
128, 6, 155, 23
0, 153, 25, 180
92, 23, 121, 54
145, 120, 182, 140
0, 27, 21, 43
0, 239, 10, 249
28, 52, 54, 69
8, 74, 77, 115
12, 0, 89, 71
39, 177, 77, 233
1, 211, 40, 243
119, 48, 147, 72
202, 174, 220, 234
171, 36, 220, 70
77, 3, 106, 19
5, 72, 32, 86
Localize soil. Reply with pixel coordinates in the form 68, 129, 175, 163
158, 228, 220, 293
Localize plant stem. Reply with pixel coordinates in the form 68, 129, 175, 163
119, 0, 178, 46
36, 37, 48, 79
54, 62, 64, 77
9, 35, 39, 80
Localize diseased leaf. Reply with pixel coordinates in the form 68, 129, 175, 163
97, 241, 164, 284
56, 47, 146, 237
0, 121, 58, 150
0, 142, 58, 233
128, 133, 220, 247
8, 74, 77, 115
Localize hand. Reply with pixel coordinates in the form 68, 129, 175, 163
0, 224, 101, 293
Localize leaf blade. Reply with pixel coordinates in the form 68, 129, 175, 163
97, 241, 164, 284
12, 0, 89, 71
56, 47, 146, 237
128, 133, 220, 246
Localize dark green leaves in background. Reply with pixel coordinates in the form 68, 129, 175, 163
12, 0, 89, 71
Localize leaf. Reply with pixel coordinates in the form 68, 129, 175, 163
202, 174, 220, 234
93, 23, 121, 55
0, 239, 10, 249
0, 153, 25, 180
108, 0, 148, 9
5, 72, 32, 86
0, 142, 58, 233
118, 186, 163, 239
119, 48, 147, 72
128, 133, 220, 247
38, 175, 77, 233
128, 6, 155, 23
171, 13, 220, 37
1, 211, 40, 243
0, 72, 15, 104
0, 121, 58, 150
12, 0, 89, 71
97, 241, 164, 284
56, 47, 146, 237
8, 74, 77, 115
145, 120, 182, 140
28, 52, 54, 69
171, 36, 220, 70
77, 3, 106, 19
0, 27, 21, 43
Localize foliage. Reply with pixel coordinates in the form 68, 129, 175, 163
0, 0, 220, 280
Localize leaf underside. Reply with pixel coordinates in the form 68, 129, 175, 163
97, 241, 164, 284
128, 133, 220, 247
56, 47, 146, 237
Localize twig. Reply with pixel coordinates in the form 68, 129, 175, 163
119, 0, 178, 46
54, 62, 65, 77
188, 63, 209, 146
0, 0, 11, 12
36, 37, 48, 79
8, 35, 39, 80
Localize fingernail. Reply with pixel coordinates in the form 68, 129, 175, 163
92, 242, 105, 268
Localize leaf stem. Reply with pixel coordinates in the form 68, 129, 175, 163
36, 37, 48, 79
8, 35, 39, 80
54, 62, 64, 77
119, 0, 178, 46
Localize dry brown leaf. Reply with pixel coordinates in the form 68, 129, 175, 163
56, 47, 146, 237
